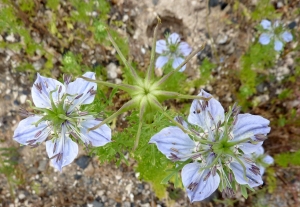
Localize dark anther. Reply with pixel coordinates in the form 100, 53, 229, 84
169, 153, 180, 161
175, 116, 184, 125
34, 130, 42, 138
58, 85, 62, 93
254, 134, 267, 141
222, 187, 234, 198
249, 165, 260, 176
34, 83, 43, 94
212, 166, 217, 176
79, 111, 89, 116
26, 139, 37, 145
187, 182, 198, 191
63, 74, 72, 85
170, 147, 179, 153
75, 93, 83, 99
19, 108, 34, 117
207, 111, 214, 121
44, 81, 49, 88
203, 171, 211, 181
53, 142, 57, 153
89, 89, 96, 95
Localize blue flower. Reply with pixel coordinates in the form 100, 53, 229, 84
149, 90, 270, 202
155, 33, 192, 72
259, 19, 293, 51
13, 72, 111, 171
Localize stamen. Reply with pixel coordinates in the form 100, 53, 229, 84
58, 85, 62, 93
53, 142, 57, 153
63, 74, 72, 85
222, 187, 234, 198
78, 111, 89, 116
203, 171, 211, 181
34, 130, 42, 138
89, 89, 96, 95
34, 83, 42, 93
175, 116, 184, 125
249, 165, 260, 175
75, 93, 83, 99
44, 80, 49, 88
26, 139, 37, 145
229, 172, 233, 182
254, 134, 267, 141
170, 147, 179, 153
187, 182, 198, 191
212, 166, 217, 176
207, 111, 214, 121
19, 108, 34, 117
169, 153, 180, 161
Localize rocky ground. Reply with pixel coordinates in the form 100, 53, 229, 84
0, 0, 300, 206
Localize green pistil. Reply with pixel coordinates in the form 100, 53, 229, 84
169, 44, 178, 53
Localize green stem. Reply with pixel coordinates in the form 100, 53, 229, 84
106, 29, 142, 85
154, 90, 211, 101
145, 17, 161, 84
80, 76, 140, 93
133, 103, 145, 150
88, 99, 135, 131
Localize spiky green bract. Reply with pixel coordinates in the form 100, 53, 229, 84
81, 22, 207, 148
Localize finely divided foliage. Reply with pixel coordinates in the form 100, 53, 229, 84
149, 90, 271, 202
13, 72, 111, 171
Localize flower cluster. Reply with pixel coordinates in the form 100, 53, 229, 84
259, 19, 293, 51
155, 33, 192, 72
149, 90, 271, 202
13, 72, 111, 171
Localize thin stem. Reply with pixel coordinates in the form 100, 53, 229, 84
154, 90, 211, 101
106, 29, 142, 84
133, 103, 145, 150
145, 17, 161, 84
155, 43, 206, 87
88, 99, 135, 131
80, 76, 140, 93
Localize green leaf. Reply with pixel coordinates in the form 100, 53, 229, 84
240, 185, 248, 199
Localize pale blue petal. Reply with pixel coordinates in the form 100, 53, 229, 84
149, 126, 195, 161
80, 119, 111, 147
264, 154, 274, 165
188, 90, 225, 130
31, 73, 66, 108
259, 33, 271, 45
182, 162, 220, 202
13, 115, 48, 145
155, 56, 169, 69
172, 57, 186, 72
274, 39, 283, 51
230, 157, 263, 188
168, 33, 180, 44
254, 146, 264, 155
178, 42, 192, 56
46, 133, 78, 172
232, 113, 270, 149
281, 31, 293, 42
156, 40, 168, 54
67, 72, 97, 112
260, 19, 272, 30
237, 141, 263, 154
